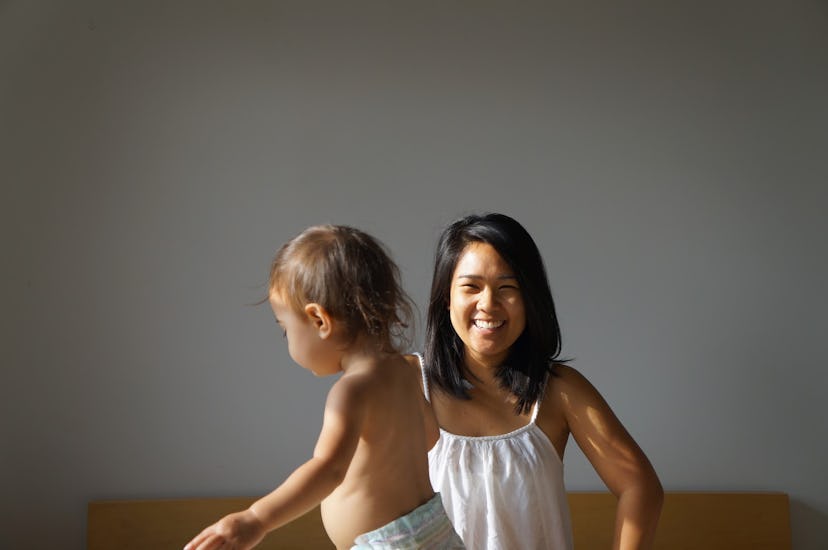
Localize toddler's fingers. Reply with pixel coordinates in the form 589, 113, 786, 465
184, 528, 213, 550
197, 534, 226, 550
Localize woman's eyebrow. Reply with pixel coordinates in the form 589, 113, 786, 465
456, 273, 517, 280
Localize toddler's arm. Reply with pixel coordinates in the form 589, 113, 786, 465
184, 377, 368, 550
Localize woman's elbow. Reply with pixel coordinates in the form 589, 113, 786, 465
621, 464, 664, 511
649, 476, 665, 512
640, 468, 664, 516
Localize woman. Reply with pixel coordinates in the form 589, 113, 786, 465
419, 213, 663, 549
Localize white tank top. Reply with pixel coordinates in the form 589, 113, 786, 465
416, 353, 573, 550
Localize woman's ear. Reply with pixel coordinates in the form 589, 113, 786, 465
304, 303, 333, 339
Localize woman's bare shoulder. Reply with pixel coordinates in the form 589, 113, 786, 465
543, 363, 609, 416
547, 363, 594, 392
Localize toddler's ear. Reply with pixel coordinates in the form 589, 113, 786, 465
304, 303, 333, 339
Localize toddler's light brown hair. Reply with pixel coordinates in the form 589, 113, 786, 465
269, 225, 413, 352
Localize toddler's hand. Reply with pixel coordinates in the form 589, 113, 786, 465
184, 509, 266, 550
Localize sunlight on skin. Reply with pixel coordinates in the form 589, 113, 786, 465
586, 405, 611, 438
577, 401, 658, 549
546, 368, 662, 548
579, 412, 656, 550
585, 436, 606, 459
561, 391, 574, 419
563, 386, 642, 477
586, 406, 639, 467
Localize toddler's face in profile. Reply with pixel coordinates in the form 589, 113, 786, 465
269, 291, 340, 377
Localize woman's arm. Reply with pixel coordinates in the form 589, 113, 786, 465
184, 376, 367, 550
553, 365, 663, 549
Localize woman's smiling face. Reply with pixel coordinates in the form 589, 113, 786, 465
449, 242, 526, 369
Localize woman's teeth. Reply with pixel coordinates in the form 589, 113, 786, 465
474, 319, 504, 329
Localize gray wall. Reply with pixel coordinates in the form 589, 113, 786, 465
3, 1, 827, 548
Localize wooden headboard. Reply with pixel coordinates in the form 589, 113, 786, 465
88, 491, 790, 549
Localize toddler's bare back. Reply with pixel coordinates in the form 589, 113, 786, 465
320, 353, 434, 549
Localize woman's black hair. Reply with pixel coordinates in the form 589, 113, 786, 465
424, 213, 565, 415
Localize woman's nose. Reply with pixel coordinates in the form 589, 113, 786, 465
477, 288, 497, 311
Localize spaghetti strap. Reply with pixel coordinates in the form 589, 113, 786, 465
412, 352, 430, 402
530, 399, 540, 423
530, 373, 550, 423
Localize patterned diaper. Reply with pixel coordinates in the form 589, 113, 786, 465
351, 493, 465, 549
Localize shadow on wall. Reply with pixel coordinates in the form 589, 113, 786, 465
790, 499, 828, 550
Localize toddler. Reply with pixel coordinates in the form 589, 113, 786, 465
184, 225, 463, 550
